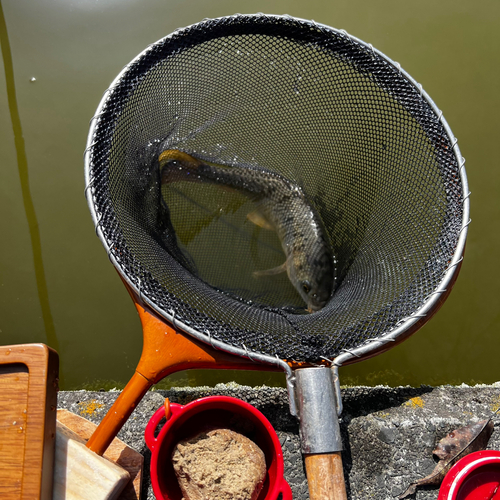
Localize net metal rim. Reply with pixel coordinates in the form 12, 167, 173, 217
84, 13, 470, 369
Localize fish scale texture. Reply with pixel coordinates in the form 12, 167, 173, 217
86, 14, 466, 364
58, 383, 500, 500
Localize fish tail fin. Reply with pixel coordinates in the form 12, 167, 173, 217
159, 149, 202, 184
159, 149, 201, 169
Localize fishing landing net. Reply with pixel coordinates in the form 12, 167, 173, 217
85, 14, 469, 365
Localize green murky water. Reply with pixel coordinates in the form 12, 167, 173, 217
1, 0, 499, 391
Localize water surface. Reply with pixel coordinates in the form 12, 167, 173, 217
0, 0, 499, 390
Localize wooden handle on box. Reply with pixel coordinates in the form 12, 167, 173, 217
305, 452, 347, 500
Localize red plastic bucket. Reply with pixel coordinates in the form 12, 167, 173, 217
145, 395, 292, 500
438, 450, 500, 500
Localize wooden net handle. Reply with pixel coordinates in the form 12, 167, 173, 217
305, 452, 347, 500
86, 288, 276, 456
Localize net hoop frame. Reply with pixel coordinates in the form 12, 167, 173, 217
84, 13, 470, 373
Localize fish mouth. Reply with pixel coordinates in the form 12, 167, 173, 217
307, 301, 328, 313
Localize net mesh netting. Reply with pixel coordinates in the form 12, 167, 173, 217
86, 15, 465, 363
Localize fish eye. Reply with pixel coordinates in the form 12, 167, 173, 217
301, 281, 311, 294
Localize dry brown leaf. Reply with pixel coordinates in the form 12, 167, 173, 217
398, 418, 494, 499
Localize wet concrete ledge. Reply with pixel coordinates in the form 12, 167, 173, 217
58, 383, 500, 499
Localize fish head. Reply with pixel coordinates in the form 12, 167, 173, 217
301, 276, 333, 313
290, 254, 335, 313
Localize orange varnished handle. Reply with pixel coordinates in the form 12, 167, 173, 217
86, 283, 279, 455
305, 452, 347, 500
86, 370, 152, 454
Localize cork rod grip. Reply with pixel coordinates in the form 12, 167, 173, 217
304, 452, 347, 500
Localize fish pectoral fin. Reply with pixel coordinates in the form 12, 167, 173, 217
247, 210, 274, 230
253, 261, 287, 277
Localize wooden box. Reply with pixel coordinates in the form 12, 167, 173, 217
0, 344, 59, 500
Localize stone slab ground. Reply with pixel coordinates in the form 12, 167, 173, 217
58, 383, 500, 499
